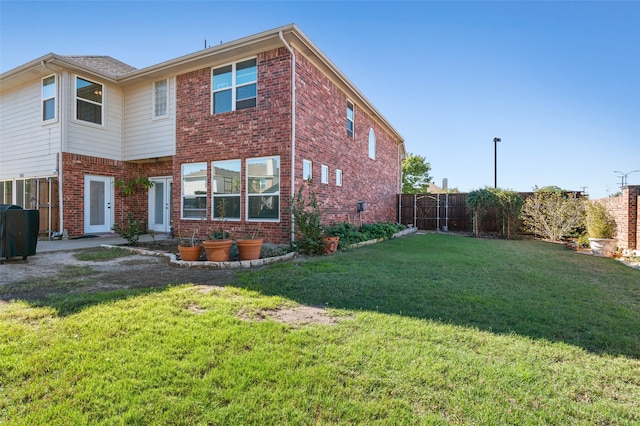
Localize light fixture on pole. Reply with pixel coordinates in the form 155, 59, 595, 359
493, 137, 501, 188
613, 169, 640, 188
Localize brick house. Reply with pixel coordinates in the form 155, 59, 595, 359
0, 24, 405, 244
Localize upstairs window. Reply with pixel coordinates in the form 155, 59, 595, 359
76, 76, 103, 125
153, 79, 168, 118
212, 58, 257, 114
368, 128, 376, 159
347, 101, 354, 138
42, 75, 56, 121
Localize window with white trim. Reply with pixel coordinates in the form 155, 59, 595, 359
76, 76, 103, 125
42, 75, 56, 121
368, 128, 376, 159
336, 169, 343, 187
321, 165, 328, 184
212, 58, 257, 114
347, 101, 354, 138
181, 162, 207, 219
153, 79, 168, 118
212, 159, 241, 220
247, 156, 280, 220
302, 159, 312, 180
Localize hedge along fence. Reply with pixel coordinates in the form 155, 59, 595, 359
398, 192, 535, 234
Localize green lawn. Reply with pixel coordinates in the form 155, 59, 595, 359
1, 234, 639, 424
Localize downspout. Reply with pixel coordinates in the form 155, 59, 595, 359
279, 31, 296, 242
41, 59, 64, 236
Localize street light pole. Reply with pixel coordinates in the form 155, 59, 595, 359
613, 170, 640, 188
493, 137, 501, 188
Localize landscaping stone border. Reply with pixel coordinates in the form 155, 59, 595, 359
101, 226, 418, 269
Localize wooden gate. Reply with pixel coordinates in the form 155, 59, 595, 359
398, 193, 471, 232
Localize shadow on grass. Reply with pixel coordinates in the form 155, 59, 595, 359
232, 234, 640, 359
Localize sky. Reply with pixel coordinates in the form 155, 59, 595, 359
1, 0, 639, 199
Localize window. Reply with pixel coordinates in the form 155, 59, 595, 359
181, 163, 207, 219
368, 128, 376, 159
321, 165, 329, 184
347, 101, 354, 138
153, 79, 168, 118
42, 75, 56, 121
212, 159, 241, 220
0, 181, 12, 204
212, 58, 257, 114
302, 159, 312, 180
247, 156, 280, 220
76, 76, 103, 125
336, 169, 343, 187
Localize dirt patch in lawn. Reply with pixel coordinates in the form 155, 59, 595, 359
0, 249, 238, 301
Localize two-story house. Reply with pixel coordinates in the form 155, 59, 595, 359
0, 24, 405, 244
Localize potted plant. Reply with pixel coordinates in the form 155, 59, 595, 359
203, 200, 233, 262
586, 202, 617, 257
321, 233, 340, 255
177, 227, 202, 261
236, 223, 263, 261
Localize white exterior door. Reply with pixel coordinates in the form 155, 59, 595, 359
148, 177, 172, 233
84, 175, 113, 234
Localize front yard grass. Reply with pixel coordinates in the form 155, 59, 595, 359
1, 234, 639, 424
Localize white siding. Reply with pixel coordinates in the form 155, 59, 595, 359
64, 72, 124, 160
0, 79, 60, 179
123, 77, 176, 160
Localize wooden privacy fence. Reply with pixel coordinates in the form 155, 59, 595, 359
397, 193, 533, 233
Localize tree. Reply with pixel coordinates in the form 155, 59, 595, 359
466, 188, 498, 238
491, 188, 523, 240
402, 153, 432, 194
521, 191, 586, 241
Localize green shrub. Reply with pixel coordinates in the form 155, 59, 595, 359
112, 212, 145, 246
586, 202, 617, 239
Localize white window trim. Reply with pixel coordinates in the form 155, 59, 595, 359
347, 100, 354, 139
212, 159, 242, 221
246, 155, 280, 222
321, 165, 329, 184
211, 57, 257, 114
181, 162, 207, 220
302, 159, 312, 180
74, 75, 104, 127
42, 74, 57, 123
368, 128, 376, 160
336, 169, 343, 187
152, 79, 169, 119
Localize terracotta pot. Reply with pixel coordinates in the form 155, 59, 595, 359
203, 239, 233, 262
237, 239, 263, 261
322, 236, 340, 255
178, 244, 202, 261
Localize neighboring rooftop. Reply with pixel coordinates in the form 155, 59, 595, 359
61, 55, 137, 77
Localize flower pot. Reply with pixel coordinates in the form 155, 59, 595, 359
203, 239, 233, 262
178, 244, 202, 261
322, 236, 340, 255
237, 238, 263, 261
588, 238, 616, 257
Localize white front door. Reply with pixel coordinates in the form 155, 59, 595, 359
148, 177, 172, 233
84, 175, 113, 234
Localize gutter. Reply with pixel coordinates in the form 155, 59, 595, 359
41, 59, 64, 236
279, 31, 296, 243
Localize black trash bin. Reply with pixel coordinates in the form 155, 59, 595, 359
0, 204, 39, 261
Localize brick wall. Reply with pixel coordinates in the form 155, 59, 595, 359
174, 47, 402, 244
593, 185, 639, 249
62, 152, 171, 237
295, 54, 401, 227
174, 48, 293, 243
